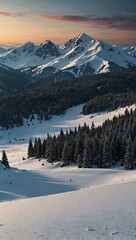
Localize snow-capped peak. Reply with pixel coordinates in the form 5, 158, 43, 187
0, 33, 135, 77
77, 33, 94, 43
40, 40, 56, 48
16, 41, 37, 52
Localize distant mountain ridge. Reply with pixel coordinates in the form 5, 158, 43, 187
0, 33, 136, 82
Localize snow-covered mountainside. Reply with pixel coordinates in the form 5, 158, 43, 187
0, 47, 7, 54
0, 40, 61, 70
0, 33, 135, 81
122, 46, 136, 58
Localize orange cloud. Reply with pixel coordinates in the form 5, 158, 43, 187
40, 15, 90, 23
0, 12, 25, 18
40, 14, 136, 31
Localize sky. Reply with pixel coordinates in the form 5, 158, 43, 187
0, 0, 135, 48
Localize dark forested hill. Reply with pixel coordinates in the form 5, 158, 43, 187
0, 63, 32, 95
0, 67, 136, 128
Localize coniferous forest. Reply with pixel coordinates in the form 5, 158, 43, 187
27, 107, 136, 170
0, 67, 135, 128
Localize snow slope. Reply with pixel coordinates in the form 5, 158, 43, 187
1, 176, 136, 240
0, 47, 7, 54
0, 33, 135, 79
0, 41, 60, 69
122, 46, 136, 57
0, 104, 136, 240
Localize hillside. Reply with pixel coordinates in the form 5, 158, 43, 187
0, 67, 135, 128
0, 63, 32, 95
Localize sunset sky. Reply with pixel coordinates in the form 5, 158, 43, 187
0, 0, 136, 48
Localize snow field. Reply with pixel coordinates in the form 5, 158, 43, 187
0, 104, 136, 240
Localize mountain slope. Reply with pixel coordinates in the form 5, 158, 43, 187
122, 46, 136, 58
0, 41, 61, 69
0, 63, 32, 95
0, 47, 7, 54
0, 33, 136, 82
32, 34, 135, 80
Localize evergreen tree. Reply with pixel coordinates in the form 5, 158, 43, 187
36, 138, 42, 158
124, 137, 134, 170
82, 135, 92, 168
101, 140, 112, 168
77, 154, 82, 168
133, 136, 136, 161
42, 139, 46, 158
57, 129, 65, 160
27, 138, 34, 158
33, 138, 38, 157
45, 134, 51, 158
61, 140, 70, 164
47, 138, 57, 163
1, 150, 9, 168
74, 131, 82, 163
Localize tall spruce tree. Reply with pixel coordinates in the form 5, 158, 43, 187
82, 134, 92, 168
33, 138, 38, 157
36, 138, 42, 159
62, 140, 70, 164
57, 129, 65, 160
47, 138, 57, 163
27, 138, 34, 158
74, 131, 82, 163
77, 154, 82, 168
42, 139, 46, 158
45, 134, 51, 158
102, 142, 111, 168
1, 150, 9, 168
124, 137, 134, 170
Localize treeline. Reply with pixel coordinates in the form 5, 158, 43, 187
28, 107, 136, 170
83, 92, 136, 114
0, 67, 136, 128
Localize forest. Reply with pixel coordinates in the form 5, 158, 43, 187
0, 67, 135, 128
27, 107, 136, 170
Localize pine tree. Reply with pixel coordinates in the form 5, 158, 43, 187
61, 140, 69, 164
45, 134, 51, 158
47, 138, 57, 163
1, 150, 9, 168
57, 129, 65, 160
92, 137, 98, 163
74, 131, 82, 163
82, 135, 92, 168
36, 138, 42, 159
33, 138, 38, 157
133, 136, 136, 161
102, 144, 108, 168
77, 154, 82, 168
27, 138, 34, 158
42, 139, 46, 158
124, 137, 134, 170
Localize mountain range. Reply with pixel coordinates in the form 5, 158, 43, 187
0, 33, 136, 88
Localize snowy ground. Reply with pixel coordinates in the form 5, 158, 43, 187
0, 104, 136, 240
